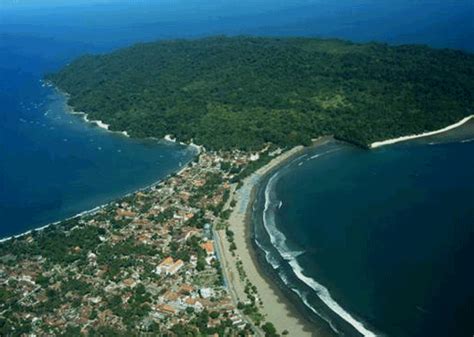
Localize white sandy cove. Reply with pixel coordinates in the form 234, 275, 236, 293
370, 115, 474, 148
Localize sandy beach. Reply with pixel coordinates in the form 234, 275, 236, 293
370, 115, 474, 148
217, 144, 323, 336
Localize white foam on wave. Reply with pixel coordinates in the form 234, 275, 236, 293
277, 265, 340, 333
289, 154, 308, 166
263, 172, 304, 261
262, 169, 378, 337
288, 258, 377, 337
461, 138, 474, 143
255, 238, 281, 269
164, 134, 177, 142
278, 269, 289, 284
291, 285, 340, 334
93, 120, 109, 130
309, 148, 340, 160
65, 106, 133, 138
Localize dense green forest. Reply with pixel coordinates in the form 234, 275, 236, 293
47, 36, 474, 149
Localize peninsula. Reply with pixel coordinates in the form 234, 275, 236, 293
47, 36, 474, 149
2, 36, 474, 336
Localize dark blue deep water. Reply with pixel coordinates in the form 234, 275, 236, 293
0, 47, 195, 238
253, 127, 474, 337
1, 1, 474, 335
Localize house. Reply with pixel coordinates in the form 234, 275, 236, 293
177, 228, 199, 242
180, 191, 191, 201
200, 287, 215, 299
116, 209, 136, 218
163, 291, 179, 302
250, 153, 260, 161
168, 259, 184, 275
155, 257, 184, 276
155, 304, 176, 315
193, 179, 206, 187
201, 241, 215, 256
155, 257, 174, 275
179, 284, 194, 294
184, 297, 204, 311
122, 278, 137, 288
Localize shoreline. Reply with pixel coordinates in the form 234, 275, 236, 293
370, 115, 474, 148
250, 140, 381, 337
9, 82, 472, 333
50, 84, 131, 138
0, 160, 196, 243
51, 84, 203, 152
0, 85, 200, 243
1, 83, 204, 243
246, 140, 336, 335
223, 138, 333, 336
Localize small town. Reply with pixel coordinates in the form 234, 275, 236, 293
0, 145, 284, 337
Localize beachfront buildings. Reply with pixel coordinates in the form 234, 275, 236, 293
0, 146, 276, 336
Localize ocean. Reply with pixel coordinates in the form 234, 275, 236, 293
252, 122, 474, 337
0, 31, 198, 239
1, 1, 473, 334
0, 57, 195, 239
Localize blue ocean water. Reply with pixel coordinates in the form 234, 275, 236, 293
1, 2, 473, 334
253, 127, 474, 337
0, 62, 195, 239
0, 30, 197, 238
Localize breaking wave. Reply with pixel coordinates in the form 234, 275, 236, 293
276, 267, 340, 334
308, 148, 341, 161
263, 172, 305, 261
255, 238, 281, 269
287, 258, 377, 337
260, 158, 378, 337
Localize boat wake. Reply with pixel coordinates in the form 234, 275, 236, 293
260, 163, 378, 337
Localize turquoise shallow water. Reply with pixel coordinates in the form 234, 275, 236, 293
252, 127, 474, 336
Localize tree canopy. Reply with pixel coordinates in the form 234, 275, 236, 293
47, 36, 474, 149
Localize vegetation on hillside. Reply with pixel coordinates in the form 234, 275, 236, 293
47, 36, 474, 149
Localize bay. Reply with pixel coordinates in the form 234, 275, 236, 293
253, 125, 474, 336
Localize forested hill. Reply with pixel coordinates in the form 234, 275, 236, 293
47, 36, 474, 149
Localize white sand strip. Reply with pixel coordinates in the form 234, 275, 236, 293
370, 115, 474, 148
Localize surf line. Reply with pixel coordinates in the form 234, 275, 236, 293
262, 169, 378, 337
